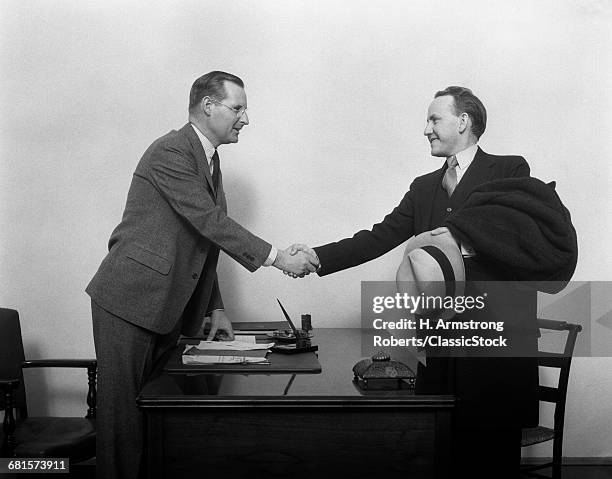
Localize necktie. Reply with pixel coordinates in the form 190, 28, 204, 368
211, 150, 220, 191
442, 155, 458, 197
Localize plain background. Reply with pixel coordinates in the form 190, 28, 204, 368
1, 0, 611, 459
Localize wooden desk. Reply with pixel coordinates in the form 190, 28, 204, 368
137, 328, 455, 479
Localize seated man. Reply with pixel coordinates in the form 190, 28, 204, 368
292, 86, 539, 478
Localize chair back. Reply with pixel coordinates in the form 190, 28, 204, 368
536, 318, 582, 436
0, 308, 28, 418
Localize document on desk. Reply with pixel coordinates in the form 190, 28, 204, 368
181, 338, 273, 365
184, 338, 274, 352
182, 354, 269, 365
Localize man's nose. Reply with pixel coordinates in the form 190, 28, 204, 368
423, 122, 432, 136
239, 111, 249, 126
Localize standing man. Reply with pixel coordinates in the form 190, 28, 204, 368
86, 71, 318, 479
293, 86, 538, 477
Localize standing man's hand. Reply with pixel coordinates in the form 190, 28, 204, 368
273, 247, 319, 277
284, 243, 320, 278
207, 310, 235, 341
288, 243, 318, 258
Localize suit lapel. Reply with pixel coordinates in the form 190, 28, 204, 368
181, 123, 217, 200
450, 146, 494, 206
421, 161, 447, 230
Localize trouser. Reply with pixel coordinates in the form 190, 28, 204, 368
91, 300, 182, 479
452, 426, 522, 478
416, 357, 528, 478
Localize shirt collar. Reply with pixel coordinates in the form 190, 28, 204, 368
190, 123, 217, 163
452, 143, 478, 171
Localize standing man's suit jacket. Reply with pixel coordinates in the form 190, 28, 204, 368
87, 124, 271, 336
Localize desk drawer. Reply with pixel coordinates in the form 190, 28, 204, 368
146, 408, 450, 478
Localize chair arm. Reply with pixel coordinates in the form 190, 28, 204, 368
536, 318, 569, 331
22, 359, 97, 369
22, 360, 97, 419
1, 379, 19, 456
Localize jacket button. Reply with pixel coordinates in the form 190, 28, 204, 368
446, 207, 452, 212
192, 273, 198, 279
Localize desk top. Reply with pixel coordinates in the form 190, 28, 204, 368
138, 328, 455, 408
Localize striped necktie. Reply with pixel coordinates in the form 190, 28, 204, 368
442, 155, 458, 197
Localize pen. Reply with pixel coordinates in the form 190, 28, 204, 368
276, 299, 298, 335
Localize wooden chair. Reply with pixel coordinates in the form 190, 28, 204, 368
0, 308, 96, 462
521, 318, 582, 479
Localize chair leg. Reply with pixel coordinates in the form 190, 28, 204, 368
86, 364, 97, 418
552, 436, 563, 479
2, 388, 17, 456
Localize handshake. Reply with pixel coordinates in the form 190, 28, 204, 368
272, 244, 319, 278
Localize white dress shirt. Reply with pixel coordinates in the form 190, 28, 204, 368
190, 123, 217, 176
452, 143, 478, 184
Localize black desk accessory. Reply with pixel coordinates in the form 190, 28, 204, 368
353, 351, 415, 390
271, 299, 318, 354
266, 329, 300, 343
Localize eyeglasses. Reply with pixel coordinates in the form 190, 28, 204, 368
209, 98, 248, 120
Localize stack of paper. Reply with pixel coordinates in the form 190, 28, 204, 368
182, 355, 269, 365
182, 337, 274, 365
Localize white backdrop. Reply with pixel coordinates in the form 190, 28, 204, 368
1, 0, 611, 458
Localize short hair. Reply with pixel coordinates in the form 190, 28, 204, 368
188, 71, 244, 112
434, 86, 487, 139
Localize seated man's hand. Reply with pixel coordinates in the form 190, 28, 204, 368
429, 227, 450, 236
284, 243, 320, 278
273, 246, 319, 278
206, 310, 235, 341
429, 227, 464, 250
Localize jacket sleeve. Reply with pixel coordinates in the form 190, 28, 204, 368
315, 186, 416, 276
143, 148, 272, 272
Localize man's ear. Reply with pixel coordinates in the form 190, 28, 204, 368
200, 96, 214, 117
457, 112, 470, 134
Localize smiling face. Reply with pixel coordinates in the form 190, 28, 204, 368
423, 95, 464, 157
206, 81, 249, 147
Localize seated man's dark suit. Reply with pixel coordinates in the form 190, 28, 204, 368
314, 147, 538, 477
86, 124, 272, 479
